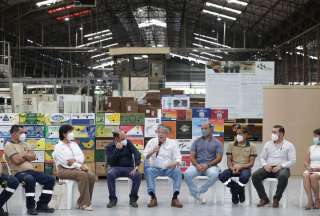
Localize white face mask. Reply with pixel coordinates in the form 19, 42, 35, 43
120, 139, 127, 146
19, 133, 26, 142
271, 133, 279, 142
313, 137, 320, 145
67, 132, 74, 141
236, 134, 244, 143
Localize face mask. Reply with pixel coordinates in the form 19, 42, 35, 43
236, 134, 244, 143
271, 133, 279, 142
313, 137, 320, 145
19, 133, 26, 142
201, 129, 210, 137
67, 132, 74, 141
120, 139, 127, 146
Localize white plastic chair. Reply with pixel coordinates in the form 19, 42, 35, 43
52, 154, 78, 210
222, 177, 252, 205
264, 178, 288, 207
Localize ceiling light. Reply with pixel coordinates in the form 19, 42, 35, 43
170, 53, 207, 65
227, 0, 248, 6
77, 37, 113, 47
87, 32, 112, 41
200, 52, 223, 59
206, 2, 242, 14
189, 53, 211, 61
36, 0, 63, 7
194, 33, 217, 41
203, 9, 237, 21
96, 57, 112, 62
92, 61, 114, 69
64, 17, 70, 21
84, 29, 110, 38
90, 52, 110, 59
102, 43, 119, 48
194, 37, 231, 48
138, 19, 167, 28
217, 16, 222, 21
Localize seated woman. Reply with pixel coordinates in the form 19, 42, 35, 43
303, 128, 320, 210
53, 124, 96, 211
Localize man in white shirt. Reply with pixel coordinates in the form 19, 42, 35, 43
143, 125, 183, 208
252, 125, 296, 208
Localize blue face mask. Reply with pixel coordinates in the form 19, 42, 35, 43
201, 129, 210, 137
313, 137, 320, 145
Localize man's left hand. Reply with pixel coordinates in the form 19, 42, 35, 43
272, 165, 282, 173
129, 167, 139, 176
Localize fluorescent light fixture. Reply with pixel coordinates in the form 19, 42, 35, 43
87, 32, 112, 41
170, 53, 207, 65
90, 52, 110, 59
201, 52, 223, 59
84, 29, 110, 38
77, 37, 113, 47
64, 17, 70, 21
194, 37, 231, 48
36, 0, 63, 7
296, 46, 303, 50
227, 0, 248, 6
189, 53, 211, 61
26, 84, 61, 89
102, 43, 119, 48
206, 2, 242, 14
92, 61, 114, 69
194, 33, 217, 41
142, 55, 148, 58
96, 57, 112, 62
138, 19, 167, 28
203, 9, 237, 21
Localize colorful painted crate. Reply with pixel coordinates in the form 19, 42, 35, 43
45, 151, 54, 163
45, 126, 60, 139
105, 113, 120, 125
73, 125, 96, 138
25, 125, 45, 138
0, 126, 11, 138
45, 113, 71, 125
95, 113, 105, 125
95, 150, 105, 162
32, 162, 45, 172
95, 139, 113, 149
95, 125, 118, 138
20, 113, 46, 125
120, 113, 144, 125
75, 138, 95, 150
0, 113, 19, 125
83, 150, 95, 162
120, 125, 144, 137
34, 151, 45, 163
95, 162, 106, 176
26, 138, 46, 151
71, 113, 95, 125
45, 139, 59, 151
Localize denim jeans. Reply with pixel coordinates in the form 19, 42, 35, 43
144, 167, 182, 195
184, 165, 220, 198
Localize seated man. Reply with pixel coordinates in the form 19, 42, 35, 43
143, 125, 183, 208
252, 125, 296, 208
0, 162, 19, 216
105, 130, 141, 208
219, 125, 257, 204
4, 125, 55, 215
184, 123, 223, 204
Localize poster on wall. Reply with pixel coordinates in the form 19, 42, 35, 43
176, 139, 192, 154
192, 118, 208, 137
144, 118, 161, 138
176, 121, 192, 139
205, 61, 274, 118
161, 95, 190, 110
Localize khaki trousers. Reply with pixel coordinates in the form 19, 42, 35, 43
57, 167, 96, 207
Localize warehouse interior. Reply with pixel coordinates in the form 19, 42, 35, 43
0, 0, 320, 215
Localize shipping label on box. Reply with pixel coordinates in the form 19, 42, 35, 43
0, 113, 19, 125
95, 150, 106, 162
33, 151, 45, 163
96, 139, 113, 149
161, 121, 176, 139
32, 162, 44, 172
120, 113, 144, 125
73, 125, 96, 138
95, 113, 105, 125
177, 139, 192, 154
45, 113, 71, 125
105, 113, 120, 125
45, 139, 59, 151
128, 137, 144, 150
192, 118, 209, 137
25, 125, 45, 138
120, 125, 144, 137
144, 118, 161, 138
83, 150, 95, 162
45, 126, 60, 139
71, 113, 95, 125
26, 138, 46, 151
95, 125, 118, 138
176, 121, 192, 139
45, 151, 54, 163
75, 138, 95, 150
0, 126, 11, 138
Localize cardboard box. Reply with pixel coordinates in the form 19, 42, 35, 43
106, 97, 121, 112
146, 92, 160, 100
95, 162, 107, 177
120, 97, 134, 113
160, 88, 172, 96
172, 90, 184, 95
146, 99, 160, 107
145, 107, 159, 117
138, 104, 146, 114
125, 101, 139, 113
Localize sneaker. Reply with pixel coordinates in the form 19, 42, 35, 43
129, 200, 138, 208
238, 186, 245, 203
193, 194, 206, 204
106, 200, 117, 208
36, 204, 55, 213
230, 187, 239, 204
27, 208, 38, 215
0, 208, 8, 216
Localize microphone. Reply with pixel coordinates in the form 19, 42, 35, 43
156, 141, 162, 157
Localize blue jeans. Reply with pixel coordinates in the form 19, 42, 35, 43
184, 165, 220, 198
145, 167, 182, 195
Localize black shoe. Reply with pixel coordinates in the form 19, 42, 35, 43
107, 199, 117, 208
0, 208, 8, 216
238, 186, 245, 203
36, 204, 55, 213
27, 209, 38, 215
230, 187, 239, 204
129, 200, 138, 208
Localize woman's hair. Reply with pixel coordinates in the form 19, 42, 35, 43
314, 128, 320, 136
59, 124, 74, 141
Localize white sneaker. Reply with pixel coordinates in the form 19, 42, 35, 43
193, 195, 206, 204
81, 205, 93, 211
